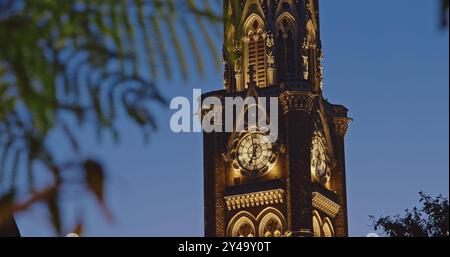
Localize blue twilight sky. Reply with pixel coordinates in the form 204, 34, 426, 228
16, 0, 448, 237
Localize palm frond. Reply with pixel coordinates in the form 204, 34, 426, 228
0, 0, 222, 235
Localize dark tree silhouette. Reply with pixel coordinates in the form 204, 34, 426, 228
371, 192, 449, 237
441, 0, 449, 27
0, 0, 221, 235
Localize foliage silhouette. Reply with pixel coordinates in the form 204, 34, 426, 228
0, 0, 221, 235
371, 192, 449, 237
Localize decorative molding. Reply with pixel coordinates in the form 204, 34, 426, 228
312, 192, 341, 218
333, 117, 352, 137
225, 189, 285, 211
302, 55, 309, 80
298, 229, 313, 237
279, 91, 316, 114
317, 63, 324, 89
333, 105, 348, 117
301, 36, 310, 80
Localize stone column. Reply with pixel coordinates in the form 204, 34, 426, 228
280, 91, 317, 237
240, 37, 250, 91
202, 107, 226, 237
331, 115, 351, 237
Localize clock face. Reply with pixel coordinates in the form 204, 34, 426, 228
311, 132, 331, 184
230, 132, 277, 177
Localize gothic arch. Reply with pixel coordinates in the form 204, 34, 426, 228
241, 14, 267, 88
312, 210, 323, 237
322, 217, 335, 237
257, 207, 286, 237
243, 14, 265, 38
227, 211, 257, 237
275, 13, 298, 82
240, 0, 265, 25
275, 0, 299, 16
275, 13, 298, 39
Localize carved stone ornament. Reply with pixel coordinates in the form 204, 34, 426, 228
312, 192, 341, 218
266, 33, 275, 69
318, 63, 323, 89
302, 55, 309, 80
279, 91, 316, 114
302, 39, 309, 80
224, 189, 285, 211
333, 117, 352, 137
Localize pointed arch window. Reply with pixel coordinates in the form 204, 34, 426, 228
244, 17, 267, 88
322, 218, 335, 237
276, 16, 297, 82
227, 212, 257, 237
312, 211, 322, 237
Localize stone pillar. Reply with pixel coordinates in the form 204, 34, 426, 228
280, 91, 316, 237
202, 107, 226, 237
240, 37, 250, 90
235, 71, 242, 92
331, 116, 351, 237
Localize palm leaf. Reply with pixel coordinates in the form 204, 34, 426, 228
0, 0, 223, 234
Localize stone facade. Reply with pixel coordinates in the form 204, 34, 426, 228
203, 0, 350, 237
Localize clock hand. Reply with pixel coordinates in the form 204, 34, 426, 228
252, 144, 258, 159
251, 134, 259, 157
246, 145, 258, 167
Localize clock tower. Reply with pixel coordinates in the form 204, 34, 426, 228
202, 0, 351, 237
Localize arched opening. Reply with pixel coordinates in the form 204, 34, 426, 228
322, 218, 335, 237
243, 15, 267, 88
312, 211, 322, 237
257, 207, 286, 237
259, 213, 283, 237
227, 212, 257, 237
231, 217, 256, 237
276, 14, 297, 82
